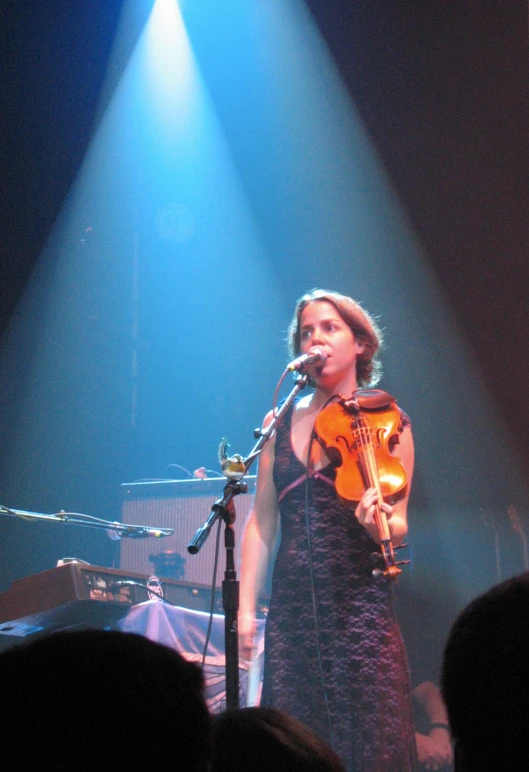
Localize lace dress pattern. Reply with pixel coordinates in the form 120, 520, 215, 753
260, 400, 417, 772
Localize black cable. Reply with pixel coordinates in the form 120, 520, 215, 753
158, 463, 194, 479
272, 368, 290, 415
303, 401, 337, 751
201, 516, 223, 669
109, 580, 179, 607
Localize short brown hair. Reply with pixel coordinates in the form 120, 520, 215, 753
287, 289, 383, 387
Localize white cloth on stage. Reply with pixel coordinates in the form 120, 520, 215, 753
118, 599, 265, 712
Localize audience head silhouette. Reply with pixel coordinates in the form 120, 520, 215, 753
212, 706, 346, 772
442, 573, 529, 771
0, 628, 211, 770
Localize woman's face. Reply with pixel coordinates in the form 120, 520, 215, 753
298, 301, 364, 389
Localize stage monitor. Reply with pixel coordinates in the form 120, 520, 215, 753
120, 477, 257, 590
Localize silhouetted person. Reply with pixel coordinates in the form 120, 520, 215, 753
442, 573, 529, 771
0, 629, 211, 771
395, 583, 453, 770
212, 706, 346, 772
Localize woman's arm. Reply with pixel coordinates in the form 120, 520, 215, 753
414, 680, 449, 725
388, 424, 414, 544
355, 424, 414, 546
239, 411, 280, 658
414, 681, 453, 769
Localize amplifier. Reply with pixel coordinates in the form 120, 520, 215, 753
0, 562, 222, 638
119, 477, 257, 589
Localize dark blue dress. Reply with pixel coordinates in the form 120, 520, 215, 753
261, 400, 417, 772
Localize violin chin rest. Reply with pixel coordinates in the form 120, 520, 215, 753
349, 389, 396, 410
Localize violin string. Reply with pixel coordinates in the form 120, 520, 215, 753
356, 419, 390, 542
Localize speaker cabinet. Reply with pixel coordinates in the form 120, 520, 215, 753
119, 477, 256, 590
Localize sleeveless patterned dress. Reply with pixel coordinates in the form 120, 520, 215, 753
260, 399, 417, 772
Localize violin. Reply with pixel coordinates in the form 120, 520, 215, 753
313, 389, 409, 581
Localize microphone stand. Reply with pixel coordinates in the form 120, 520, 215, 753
187, 371, 309, 711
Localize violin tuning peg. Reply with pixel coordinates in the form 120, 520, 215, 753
396, 559, 411, 567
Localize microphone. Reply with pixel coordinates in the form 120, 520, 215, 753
287, 346, 328, 372
106, 524, 173, 540
124, 527, 173, 539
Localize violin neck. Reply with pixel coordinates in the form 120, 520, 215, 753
372, 501, 392, 544
356, 434, 392, 545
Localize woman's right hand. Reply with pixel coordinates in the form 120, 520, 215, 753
238, 610, 257, 662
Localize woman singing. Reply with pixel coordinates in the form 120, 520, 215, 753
239, 289, 417, 771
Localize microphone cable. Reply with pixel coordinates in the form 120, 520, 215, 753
302, 399, 337, 752
201, 514, 223, 670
